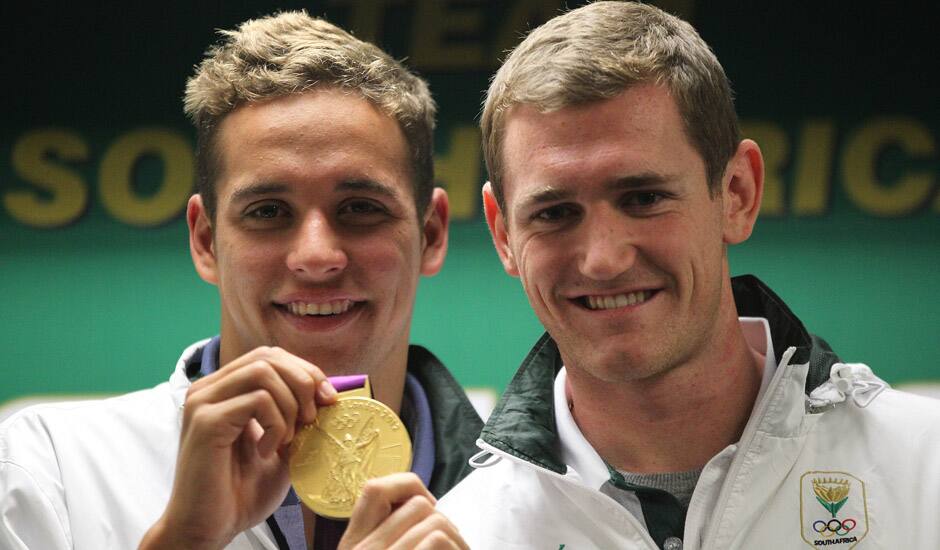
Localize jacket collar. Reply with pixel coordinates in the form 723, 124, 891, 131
405, 345, 485, 497
480, 274, 841, 474
730, 275, 839, 393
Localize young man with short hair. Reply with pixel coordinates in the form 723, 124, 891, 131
438, 3, 940, 548
1, 12, 477, 549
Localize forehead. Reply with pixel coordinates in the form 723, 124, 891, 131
213, 88, 413, 199
499, 84, 702, 203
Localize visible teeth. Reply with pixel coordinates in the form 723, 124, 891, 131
584, 291, 651, 310
287, 300, 354, 316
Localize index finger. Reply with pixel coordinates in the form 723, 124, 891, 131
259, 347, 339, 423
195, 346, 338, 423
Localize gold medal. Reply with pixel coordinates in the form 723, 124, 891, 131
289, 396, 413, 519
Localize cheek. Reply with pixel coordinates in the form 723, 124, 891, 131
666, 214, 725, 289
513, 237, 551, 294
354, 231, 419, 286
216, 238, 274, 293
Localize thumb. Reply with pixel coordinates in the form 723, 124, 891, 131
339, 473, 434, 547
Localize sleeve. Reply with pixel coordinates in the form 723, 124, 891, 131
0, 409, 74, 550
0, 459, 72, 549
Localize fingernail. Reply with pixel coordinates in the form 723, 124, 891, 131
318, 380, 337, 400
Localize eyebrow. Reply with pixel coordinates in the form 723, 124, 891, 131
228, 179, 403, 203
229, 182, 289, 204
336, 179, 401, 201
513, 172, 674, 215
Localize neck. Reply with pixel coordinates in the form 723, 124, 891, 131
367, 346, 408, 414
566, 312, 764, 474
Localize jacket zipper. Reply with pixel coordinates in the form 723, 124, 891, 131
698, 346, 799, 549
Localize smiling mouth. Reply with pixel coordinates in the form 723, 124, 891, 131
283, 299, 357, 316
580, 290, 655, 310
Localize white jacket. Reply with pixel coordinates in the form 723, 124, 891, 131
438, 277, 940, 549
0, 340, 282, 550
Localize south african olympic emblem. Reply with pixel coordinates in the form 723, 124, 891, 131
800, 471, 868, 548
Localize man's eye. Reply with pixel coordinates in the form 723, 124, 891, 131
533, 204, 578, 222
338, 200, 392, 225
340, 200, 385, 215
624, 192, 665, 208
247, 203, 286, 219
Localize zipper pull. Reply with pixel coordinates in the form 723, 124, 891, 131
468, 440, 502, 468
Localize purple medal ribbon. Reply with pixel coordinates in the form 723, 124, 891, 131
327, 374, 369, 393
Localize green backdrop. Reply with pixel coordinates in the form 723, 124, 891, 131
2, 1, 937, 410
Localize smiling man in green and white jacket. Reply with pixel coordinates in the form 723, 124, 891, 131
437, 2, 940, 549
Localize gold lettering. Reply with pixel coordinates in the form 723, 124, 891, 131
792, 119, 836, 216
435, 125, 482, 220
6, 129, 88, 228
842, 117, 936, 217
741, 120, 788, 216
411, 0, 485, 69
98, 128, 194, 226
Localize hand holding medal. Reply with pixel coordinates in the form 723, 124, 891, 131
143, 350, 465, 549
289, 375, 413, 519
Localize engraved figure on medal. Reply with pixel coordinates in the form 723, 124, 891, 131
320, 416, 380, 505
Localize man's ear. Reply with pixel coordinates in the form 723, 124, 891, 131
420, 187, 449, 276
482, 182, 518, 276
187, 194, 219, 285
722, 139, 764, 245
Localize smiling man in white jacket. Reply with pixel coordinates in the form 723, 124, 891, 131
437, 2, 940, 549
0, 11, 478, 550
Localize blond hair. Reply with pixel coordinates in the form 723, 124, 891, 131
184, 11, 436, 218
482, 1, 739, 207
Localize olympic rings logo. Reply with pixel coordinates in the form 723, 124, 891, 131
812, 518, 857, 537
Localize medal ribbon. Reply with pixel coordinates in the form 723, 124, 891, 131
327, 374, 371, 397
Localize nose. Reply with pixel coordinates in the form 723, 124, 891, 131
577, 207, 638, 281
285, 212, 348, 279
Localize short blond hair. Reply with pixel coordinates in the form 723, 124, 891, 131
483, 1, 739, 208
184, 11, 436, 218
